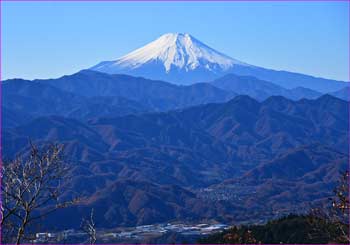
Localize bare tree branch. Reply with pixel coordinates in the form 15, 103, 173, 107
81, 208, 97, 244
1, 143, 79, 244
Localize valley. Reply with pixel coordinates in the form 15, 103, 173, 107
33, 222, 229, 244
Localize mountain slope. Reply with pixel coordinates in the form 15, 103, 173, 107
3, 70, 236, 128
96, 33, 245, 72
204, 144, 348, 223
44, 70, 236, 111
2, 78, 151, 128
3, 95, 348, 228
230, 65, 347, 93
330, 86, 350, 101
211, 74, 322, 101
5, 95, 348, 174
90, 33, 347, 92
91, 33, 249, 85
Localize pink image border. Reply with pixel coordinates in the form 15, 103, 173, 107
0, 0, 349, 244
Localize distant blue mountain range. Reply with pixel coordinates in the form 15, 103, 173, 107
90, 33, 348, 93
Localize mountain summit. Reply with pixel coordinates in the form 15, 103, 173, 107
91, 33, 249, 84
90, 33, 347, 91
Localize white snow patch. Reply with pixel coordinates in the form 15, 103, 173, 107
97, 33, 250, 73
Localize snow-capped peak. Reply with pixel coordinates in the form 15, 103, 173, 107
93, 33, 249, 73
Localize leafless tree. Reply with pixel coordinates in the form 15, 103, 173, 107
81, 208, 97, 244
1, 142, 79, 244
308, 171, 349, 243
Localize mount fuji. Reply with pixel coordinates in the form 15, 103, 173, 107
91, 33, 246, 85
90, 33, 347, 92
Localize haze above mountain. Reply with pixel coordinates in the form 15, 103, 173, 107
90, 33, 348, 93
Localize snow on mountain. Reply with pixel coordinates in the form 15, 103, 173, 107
90, 33, 348, 91
110, 33, 247, 71
90, 33, 251, 84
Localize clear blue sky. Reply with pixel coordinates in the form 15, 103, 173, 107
2, 1, 349, 81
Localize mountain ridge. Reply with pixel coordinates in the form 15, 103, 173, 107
91, 33, 248, 75
90, 33, 348, 92
4, 94, 348, 228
